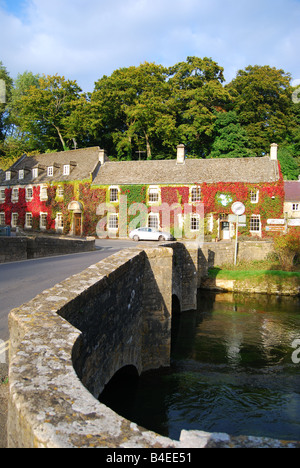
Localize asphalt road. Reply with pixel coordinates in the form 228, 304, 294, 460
0, 239, 137, 342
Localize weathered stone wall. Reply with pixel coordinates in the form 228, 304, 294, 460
199, 241, 274, 275
0, 237, 27, 263
0, 235, 95, 263
26, 235, 96, 259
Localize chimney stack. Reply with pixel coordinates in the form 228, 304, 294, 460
176, 144, 186, 164
99, 149, 108, 165
270, 143, 278, 161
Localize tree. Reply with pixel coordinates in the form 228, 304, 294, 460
210, 111, 256, 158
91, 62, 178, 160
227, 65, 294, 156
11, 74, 85, 152
168, 56, 232, 157
0, 62, 13, 149
278, 146, 299, 180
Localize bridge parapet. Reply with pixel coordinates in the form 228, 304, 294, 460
8, 244, 188, 448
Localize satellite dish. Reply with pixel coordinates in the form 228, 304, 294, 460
231, 202, 245, 216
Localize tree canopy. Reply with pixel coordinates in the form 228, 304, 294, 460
0, 57, 299, 179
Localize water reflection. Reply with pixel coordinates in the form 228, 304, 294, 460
100, 292, 300, 441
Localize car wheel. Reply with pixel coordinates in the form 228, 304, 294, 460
158, 235, 165, 241
133, 235, 140, 242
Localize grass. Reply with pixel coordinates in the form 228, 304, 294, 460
208, 259, 300, 281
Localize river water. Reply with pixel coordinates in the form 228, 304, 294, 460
100, 292, 300, 442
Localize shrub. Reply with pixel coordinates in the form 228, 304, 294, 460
273, 229, 300, 271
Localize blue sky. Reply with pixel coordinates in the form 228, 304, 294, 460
1, 0, 300, 92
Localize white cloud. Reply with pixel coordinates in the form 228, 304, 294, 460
0, 0, 300, 92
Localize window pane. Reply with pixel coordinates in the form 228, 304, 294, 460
148, 214, 159, 229
190, 215, 200, 231
250, 215, 260, 231
149, 188, 159, 202
110, 188, 118, 202
191, 187, 201, 202
108, 214, 118, 229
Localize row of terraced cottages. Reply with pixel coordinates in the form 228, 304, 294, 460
0, 144, 298, 240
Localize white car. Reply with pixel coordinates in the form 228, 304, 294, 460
129, 227, 175, 242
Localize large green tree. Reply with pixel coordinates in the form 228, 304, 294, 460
227, 65, 295, 156
11, 74, 86, 152
168, 56, 232, 157
210, 111, 256, 158
91, 62, 178, 160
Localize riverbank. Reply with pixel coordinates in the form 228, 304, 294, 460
201, 260, 300, 296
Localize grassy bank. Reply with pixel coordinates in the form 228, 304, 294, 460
208, 259, 300, 281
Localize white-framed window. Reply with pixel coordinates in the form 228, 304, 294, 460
57, 185, 64, 197
26, 186, 33, 201
292, 203, 300, 212
148, 213, 159, 229
19, 170, 24, 180
40, 185, 48, 201
40, 212, 48, 230
148, 186, 160, 204
0, 213, 5, 226
56, 213, 64, 231
191, 186, 201, 203
47, 166, 54, 177
109, 186, 119, 203
32, 168, 38, 179
108, 213, 119, 230
250, 214, 261, 233
0, 188, 5, 203
5, 171, 11, 181
250, 190, 259, 204
12, 187, 19, 202
25, 212, 33, 229
190, 214, 200, 231
63, 165, 70, 176
11, 213, 18, 228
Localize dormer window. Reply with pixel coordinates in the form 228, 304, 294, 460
47, 166, 54, 177
63, 165, 70, 176
32, 168, 38, 179
5, 171, 11, 181
19, 170, 24, 180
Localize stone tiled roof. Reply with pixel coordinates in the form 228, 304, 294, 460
0, 147, 102, 186
93, 156, 280, 186
284, 181, 300, 201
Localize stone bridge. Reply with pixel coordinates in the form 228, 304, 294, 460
8, 241, 298, 448
8, 242, 201, 448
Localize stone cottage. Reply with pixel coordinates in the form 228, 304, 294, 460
284, 178, 300, 228
0, 143, 285, 239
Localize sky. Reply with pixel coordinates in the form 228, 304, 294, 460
0, 0, 300, 93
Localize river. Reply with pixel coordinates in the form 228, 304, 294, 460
100, 291, 300, 442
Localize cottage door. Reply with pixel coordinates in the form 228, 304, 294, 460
74, 213, 82, 236
221, 221, 230, 240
